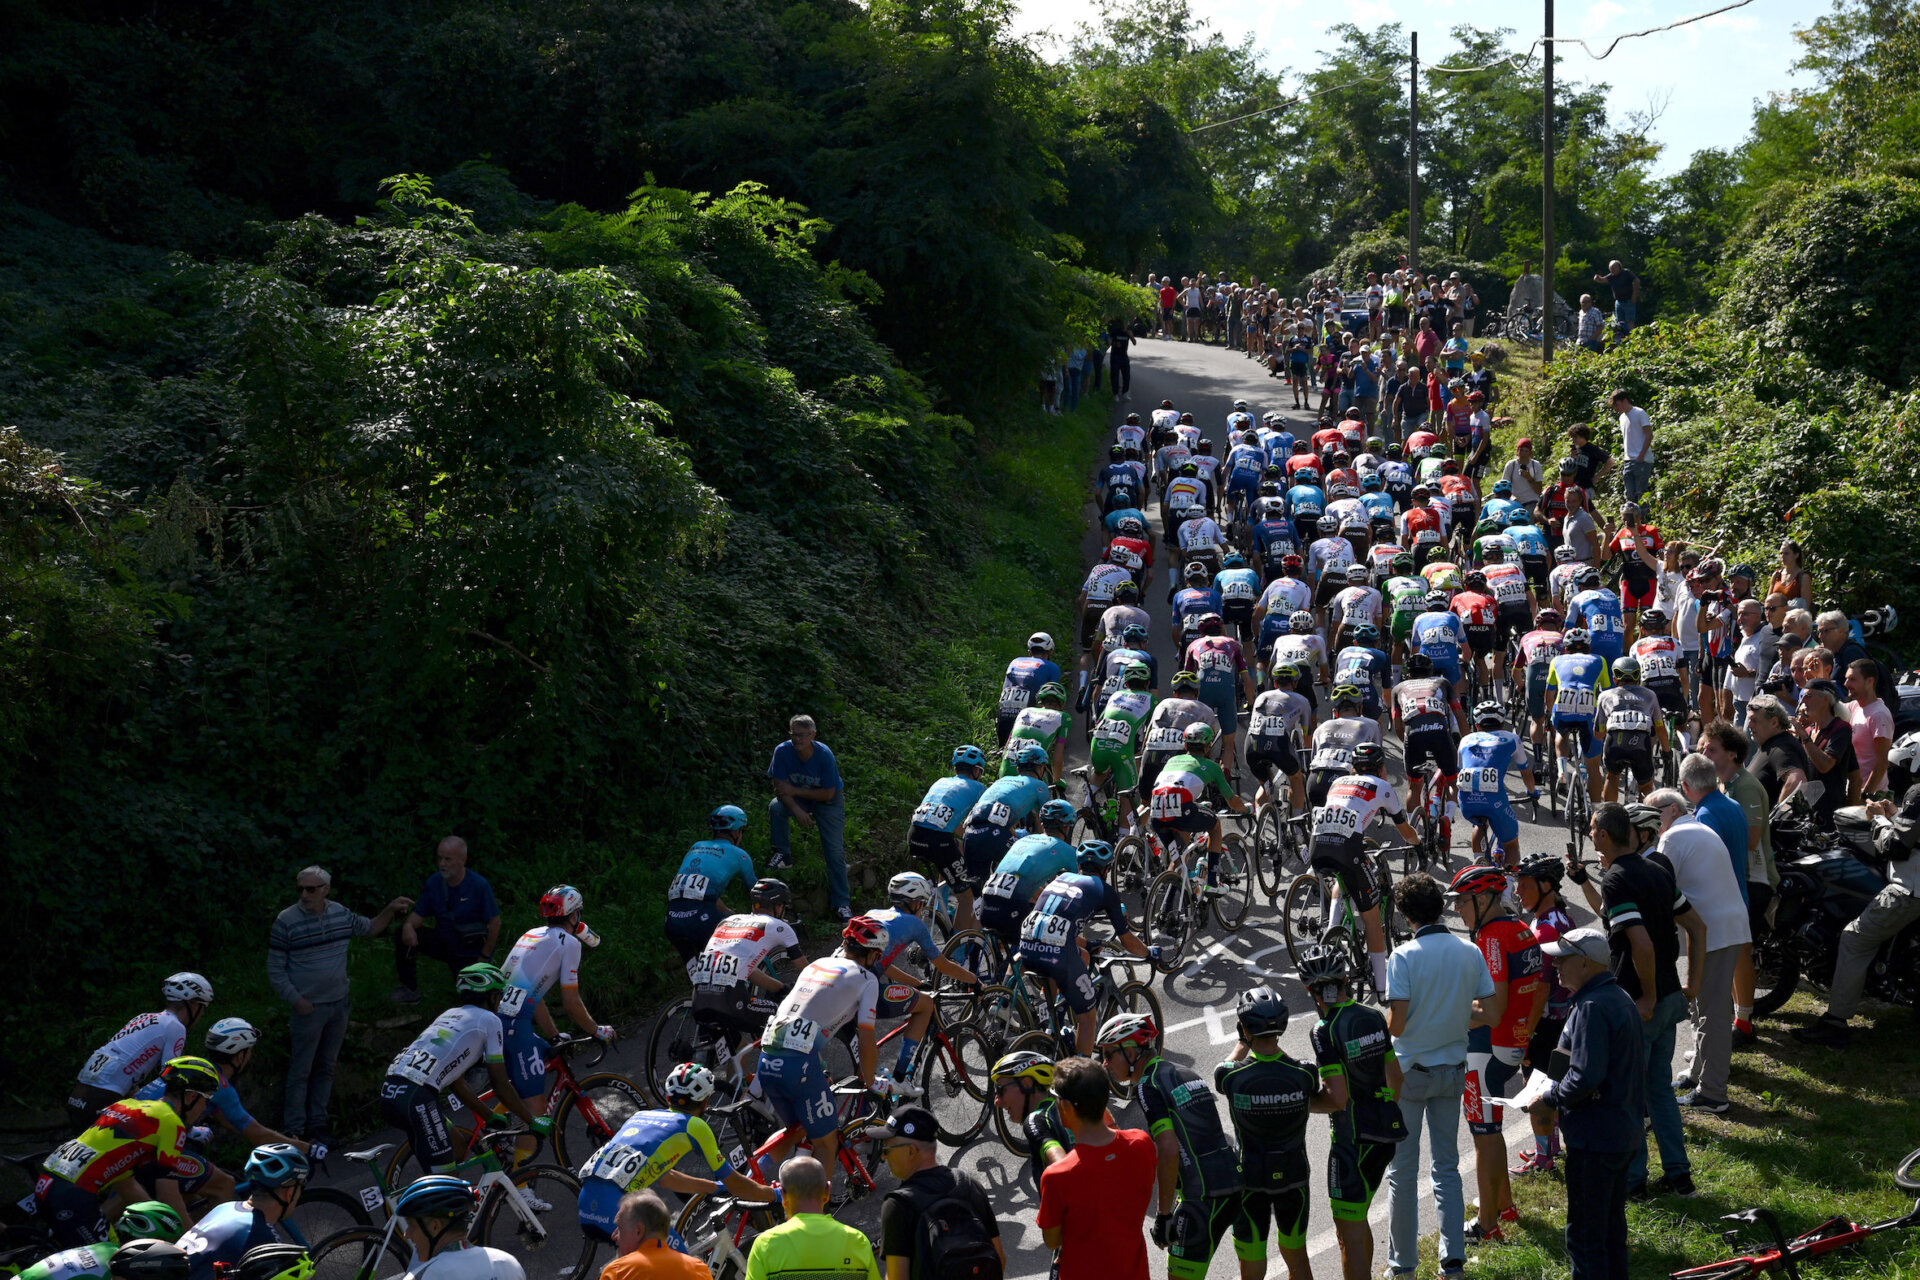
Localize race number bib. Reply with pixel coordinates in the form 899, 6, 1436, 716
1639, 650, 1676, 680
1313, 805, 1361, 837
1607, 708, 1653, 733
42, 1140, 93, 1181
1587, 613, 1617, 634
83, 1050, 111, 1079
497, 985, 528, 1018
389, 1046, 440, 1087
1221, 579, 1257, 601
763, 1015, 819, 1055
1255, 715, 1291, 738
1150, 788, 1190, 821
1197, 648, 1233, 672
1311, 745, 1351, 771
693, 951, 745, 986
1094, 718, 1135, 746
982, 872, 1022, 901
1023, 911, 1073, 947
1555, 686, 1596, 716
1147, 725, 1185, 750
669, 873, 711, 901
986, 802, 1013, 827
1492, 577, 1527, 604
582, 1143, 649, 1187
913, 800, 955, 828
1464, 767, 1503, 794
1000, 684, 1032, 714
1343, 597, 1372, 620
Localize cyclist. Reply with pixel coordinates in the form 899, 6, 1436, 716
499, 885, 613, 1149
1331, 624, 1391, 744
1088, 661, 1154, 812
986, 1051, 1098, 1187
998, 634, 1061, 746
1168, 562, 1222, 651
1594, 656, 1668, 801
1506, 513, 1551, 595
1362, 531, 1404, 586
1568, 567, 1626, 664
1481, 549, 1535, 698
1480, 481, 1522, 528
1608, 504, 1664, 643
38, 1056, 219, 1245
955, 741, 1052, 932
666, 807, 758, 972
1018, 843, 1151, 1053
1510, 855, 1574, 1179
1176, 507, 1228, 581
1097, 587, 1153, 659
1305, 685, 1382, 807
1215, 552, 1263, 642
1077, 549, 1139, 688
1163, 463, 1209, 536
908, 746, 990, 897
1185, 615, 1257, 779
1396, 487, 1445, 569
690, 878, 804, 1080
1249, 489, 1301, 579
1300, 945, 1404, 1280
378, 964, 540, 1176
1270, 611, 1328, 714
1156, 431, 1194, 495
1327, 563, 1383, 654
1410, 589, 1466, 688
1116, 412, 1148, 457
1450, 570, 1499, 698
1247, 664, 1312, 821
1138, 671, 1220, 806
1106, 523, 1153, 593
1516, 608, 1567, 761
1091, 622, 1155, 716
859, 870, 982, 1095
1376, 447, 1413, 510
1449, 865, 1545, 1247
1226, 432, 1269, 524
1285, 472, 1325, 546
1546, 545, 1584, 612
174, 1147, 307, 1280
1150, 400, 1179, 458
1629, 607, 1688, 733
386, 1175, 525, 1280
1456, 703, 1537, 870
69, 975, 214, 1131
1391, 652, 1464, 821
1001, 681, 1071, 783
1307, 516, 1358, 621
18, 1207, 184, 1280
1253, 562, 1312, 668
978, 810, 1080, 955
1097, 1011, 1243, 1280
1099, 443, 1139, 507
757, 918, 887, 1181
1150, 723, 1250, 878
1357, 472, 1397, 528
1381, 554, 1428, 670
1546, 628, 1613, 803
1215, 987, 1327, 1280
1310, 743, 1420, 993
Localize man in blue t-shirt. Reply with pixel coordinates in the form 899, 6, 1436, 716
393, 836, 501, 1004
768, 713, 850, 918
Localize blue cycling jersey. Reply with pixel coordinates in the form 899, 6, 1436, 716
967, 776, 1051, 829
134, 1076, 251, 1135
1570, 589, 1626, 658
1358, 492, 1397, 522
179, 1203, 283, 1280
1002, 655, 1063, 702
1411, 610, 1466, 659
1286, 485, 1324, 516
1100, 463, 1137, 495
1214, 568, 1261, 606
866, 906, 937, 973
1377, 462, 1413, 489
1171, 587, 1222, 625
1103, 507, 1148, 534
912, 773, 987, 835
1481, 498, 1523, 526
1458, 730, 1528, 799
1549, 653, 1611, 717
1253, 519, 1298, 557
992, 835, 1080, 901
1507, 524, 1550, 557
1228, 447, 1266, 480
1334, 645, 1390, 695
674, 841, 757, 903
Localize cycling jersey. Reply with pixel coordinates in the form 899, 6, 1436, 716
1139, 699, 1220, 759
1449, 590, 1496, 630
1151, 751, 1232, 823
1214, 1052, 1317, 1192
1420, 562, 1462, 592
1547, 654, 1612, 721
764, 956, 878, 1051
982, 835, 1078, 911
1228, 445, 1267, 483
1307, 718, 1381, 779
1310, 1002, 1405, 1146
694, 914, 802, 988
1547, 563, 1582, 609
1001, 657, 1062, 721
1507, 523, 1549, 559
500, 925, 582, 1021
1095, 647, 1156, 707
1630, 635, 1681, 686
965, 775, 1050, 831
1000, 705, 1070, 775
1471, 916, 1544, 1050
1324, 497, 1365, 527
1138, 1058, 1243, 1200
386, 1005, 505, 1091
1251, 519, 1298, 563
19, 1243, 113, 1280
1285, 485, 1323, 517
1528, 905, 1578, 1018
1332, 646, 1389, 700
1516, 629, 1566, 668
1483, 563, 1530, 609
133, 1070, 251, 1134
578, 1108, 727, 1195
911, 772, 986, 835
1090, 688, 1153, 784
1177, 516, 1225, 554
75, 1012, 187, 1095
1081, 562, 1134, 606
1458, 730, 1530, 843
1170, 587, 1222, 635
1019, 872, 1130, 958
1358, 492, 1397, 523
1107, 535, 1151, 574
1102, 507, 1147, 535
1330, 586, 1382, 629
1306, 536, 1355, 582
1569, 588, 1626, 661
1246, 690, 1311, 766
1256, 578, 1311, 616
1410, 612, 1465, 679
1267, 634, 1326, 684
1397, 507, 1441, 547
863, 906, 937, 982
669, 841, 756, 905
1184, 636, 1246, 703
1312, 773, 1405, 844
40, 1099, 190, 1194
1117, 422, 1147, 451
1214, 568, 1261, 609
179, 1201, 285, 1280
1383, 575, 1428, 619
1480, 498, 1523, 526
1376, 462, 1412, 496
1596, 685, 1661, 777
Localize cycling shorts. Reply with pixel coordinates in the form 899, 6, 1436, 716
1222, 600, 1254, 628
33, 1176, 109, 1249
578, 1175, 624, 1243
1519, 554, 1549, 591
1090, 740, 1139, 791
757, 1048, 838, 1141
960, 823, 1016, 892
1153, 805, 1216, 837
1233, 1187, 1310, 1257
692, 980, 777, 1039
1313, 573, 1347, 607
909, 826, 966, 889
1422, 652, 1462, 686
1305, 767, 1344, 810
1308, 833, 1380, 914
131, 1146, 211, 1199
1464, 1033, 1525, 1136
1603, 734, 1656, 782
380, 1077, 455, 1174
1390, 610, 1418, 643
1526, 664, 1551, 721
1245, 737, 1300, 781
1461, 791, 1518, 845
1326, 1142, 1393, 1221
502, 1015, 550, 1100
1079, 604, 1106, 650
1588, 635, 1624, 665
1495, 604, 1531, 646
1551, 713, 1601, 760
1620, 576, 1659, 610
977, 893, 1033, 948
1199, 685, 1239, 735
665, 901, 723, 963
1228, 476, 1258, 503
873, 980, 921, 1023
1021, 942, 1097, 1015
1403, 725, 1459, 781
1647, 677, 1686, 716
1167, 1194, 1239, 1280
1292, 515, 1322, 545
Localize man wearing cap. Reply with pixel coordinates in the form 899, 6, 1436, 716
878, 1107, 1002, 1280
1501, 438, 1543, 513
1526, 926, 1643, 1280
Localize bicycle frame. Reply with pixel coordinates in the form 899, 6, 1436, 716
1669, 1198, 1920, 1280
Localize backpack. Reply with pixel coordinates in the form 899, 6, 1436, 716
889, 1176, 1002, 1280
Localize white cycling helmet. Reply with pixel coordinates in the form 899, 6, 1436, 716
163, 972, 214, 1005
1889, 730, 1920, 775
663, 1062, 717, 1104
888, 871, 936, 909
1028, 632, 1055, 654
203, 1017, 260, 1055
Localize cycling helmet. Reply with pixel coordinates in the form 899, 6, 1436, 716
1179, 413, 1195, 425
228, 1247, 311, 1280
1171, 670, 1201, 693
112, 1204, 185, 1246
1558, 457, 1579, 475
1014, 740, 1050, 769
1536, 608, 1564, 628
1296, 944, 1351, 990
393, 1175, 479, 1221
1391, 552, 1415, 574
1474, 701, 1506, 728
1186, 561, 1210, 583
1234, 985, 1291, 1039
1289, 610, 1315, 634
157, 1056, 220, 1095
1038, 799, 1077, 829
1346, 562, 1370, 582
539, 884, 585, 918
1574, 566, 1602, 589
454, 962, 507, 994
1179, 461, 1199, 477
1553, 546, 1575, 564
1367, 436, 1385, 452
1271, 663, 1300, 684
1626, 803, 1664, 833
1233, 399, 1248, 411
162, 973, 213, 1005
1184, 722, 1216, 749
1359, 472, 1383, 491
1639, 607, 1669, 627
1386, 443, 1404, 459
1407, 652, 1434, 676
1028, 632, 1055, 653
1114, 581, 1140, 604
888, 871, 936, 909
1093, 1011, 1158, 1053
1350, 622, 1379, 643
1515, 854, 1564, 888
1463, 571, 1488, 591
841, 915, 891, 955
989, 1050, 1056, 1090
1474, 520, 1502, 539
1118, 515, 1145, 537
953, 744, 987, 769
1259, 480, 1282, 495
707, 805, 749, 832
1197, 613, 1224, 635
1223, 551, 1248, 569
1297, 466, 1321, 483
1490, 480, 1512, 497
1123, 661, 1152, 686
1447, 865, 1508, 899
1196, 440, 1214, 455
1424, 590, 1450, 611
243, 1144, 310, 1189
108, 1242, 189, 1280
1329, 682, 1363, 711
1122, 623, 1150, 645
1317, 514, 1339, 534
1036, 681, 1068, 705
1160, 399, 1175, 409
204, 1018, 259, 1056
1264, 411, 1282, 425
1563, 628, 1591, 652
1077, 840, 1116, 873
1612, 656, 1641, 683
1481, 546, 1505, 564
1281, 553, 1305, 571
1502, 509, 1531, 528
751, 878, 792, 908
1440, 458, 1461, 476
1125, 412, 1141, 424
1349, 741, 1385, 774
1109, 444, 1124, 459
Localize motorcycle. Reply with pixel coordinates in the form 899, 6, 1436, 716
1754, 791, 1920, 1017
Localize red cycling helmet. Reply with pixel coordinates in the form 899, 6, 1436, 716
1448, 865, 1509, 898
841, 915, 891, 954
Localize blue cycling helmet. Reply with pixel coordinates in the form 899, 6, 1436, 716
952, 744, 987, 770
243, 1144, 310, 1190
394, 1175, 477, 1221
1361, 472, 1382, 490
708, 804, 749, 832
1350, 622, 1379, 643
1490, 479, 1513, 496
1077, 840, 1116, 872
1039, 799, 1076, 827
1502, 508, 1531, 528
1122, 623, 1150, 645
1014, 740, 1050, 768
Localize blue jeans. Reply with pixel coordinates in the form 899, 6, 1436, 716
1386, 1062, 1467, 1274
1564, 1146, 1632, 1280
1613, 299, 1636, 332
1063, 366, 1082, 412
1623, 458, 1654, 504
1082, 349, 1102, 393
767, 795, 850, 912
1629, 990, 1690, 1185
284, 997, 350, 1136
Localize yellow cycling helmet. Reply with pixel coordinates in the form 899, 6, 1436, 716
990, 1050, 1055, 1090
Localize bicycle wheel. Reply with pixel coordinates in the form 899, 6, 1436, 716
1896, 1145, 1920, 1192
1212, 834, 1253, 932
1252, 803, 1286, 901
1112, 834, 1155, 909
308, 1225, 410, 1280
919, 1024, 991, 1144
282, 1186, 372, 1250
1104, 982, 1164, 1108
1321, 924, 1376, 1003
676, 1195, 778, 1280
935, 930, 1000, 1024
1143, 868, 1193, 973
965, 983, 1031, 1056
643, 996, 706, 1104
989, 1029, 1060, 1158
553, 1070, 650, 1171
475, 1165, 587, 1274
1282, 874, 1331, 969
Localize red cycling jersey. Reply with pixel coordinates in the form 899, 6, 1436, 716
1450, 590, 1497, 627
1286, 454, 1322, 479
1473, 916, 1546, 1050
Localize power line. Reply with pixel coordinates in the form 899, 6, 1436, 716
1550, 0, 1759, 60
1187, 69, 1402, 134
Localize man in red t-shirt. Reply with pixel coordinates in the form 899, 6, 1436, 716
1038, 1058, 1156, 1280
1158, 282, 1179, 337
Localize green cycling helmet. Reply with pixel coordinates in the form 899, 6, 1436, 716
112, 1203, 186, 1245
1036, 681, 1067, 704
454, 962, 507, 994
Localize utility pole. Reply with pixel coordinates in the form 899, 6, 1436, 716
1409, 31, 1420, 274
1541, 0, 1556, 363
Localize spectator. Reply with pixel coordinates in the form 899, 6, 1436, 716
1502, 437, 1544, 512
1383, 873, 1490, 1279
267, 867, 411, 1142
1567, 424, 1613, 492
1646, 786, 1750, 1115
1576, 295, 1605, 352
1107, 317, 1135, 399
603, 1190, 707, 1280
1794, 785, 1920, 1048
1062, 344, 1085, 413
878, 1106, 1002, 1280
1567, 802, 1705, 1199
1794, 678, 1862, 819
746, 1157, 879, 1280
1466, 348, 1495, 407
1815, 610, 1871, 678
1771, 540, 1814, 610
1081, 337, 1103, 395
1157, 281, 1177, 339
1457, 277, 1480, 338
1726, 601, 1768, 728
766, 714, 850, 918
1561, 486, 1601, 565
1659, 544, 1704, 707
1528, 927, 1644, 1280
392, 836, 501, 1005
1413, 316, 1440, 368
1612, 390, 1654, 505
1037, 1057, 1157, 1280
1700, 721, 1775, 1041
1595, 260, 1641, 334
1684, 748, 1751, 902
1844, 659, 1896, 795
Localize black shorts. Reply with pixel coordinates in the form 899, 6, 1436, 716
1168, 1194, 1239, 1271
1246, 737, 1300, 781
133, 1146, 212, 1198
1647, 678, 1686, 716
380, 1076, 454, 1174
1080, 604, 1106, 649
692, 980, 776, 1038
1314, 573, 1347, 607
1495, 604, 1531, 646
1234, 1186, 1311, 1254
1326, 1141, 1394, 1217
960, 824, 1016, 891
1602, 734, 1655, 780
1223, 600, 1254, 628
1308, 833, 1380, 913
34, 1176, 108, 1249
1404, 725, 1459, 779
1137, 750, 1176, 802
665, 901, 723, 962
977, 892, 1032, 947
1520, 554, 1549, 591
1463, 623, 1497, 658
1293, 514, 1322, 544
909, 826, 966, 888
1412, 540, 1444, 570
1305, 767, 1346, 809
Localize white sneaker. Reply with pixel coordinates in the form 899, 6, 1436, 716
518, 1186, 554, 1213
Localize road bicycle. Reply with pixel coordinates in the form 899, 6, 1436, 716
1250, 793, 1310, 901
1281, 834, 1403, 1003
1666, 1149, 1920, 1278
987, 942, 1162, 1130
1404, 760, 1451, 877
1068, 764, 1130, 848
1140, 813, 1254, 971
310, 1128, 585, 1280
1550, 724, 1594, 861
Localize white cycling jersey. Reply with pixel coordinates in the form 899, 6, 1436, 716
386, 1005, 504, 1090
1313, 773, 1406, 840
1178, 517, 1224, 552
1308, 536, 1356, 581
500, 925, 582, 1020
695, 913, 802, 987
1081, 563, 1133, 605
76, 1011, 187, 1094
762, 955, 878, 1055
1270, 633, 1327, 679
1257, 579, 1312, 615
403, 1245, 525, 1280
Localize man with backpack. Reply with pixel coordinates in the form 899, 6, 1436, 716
878, 1107, 1004, 1280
